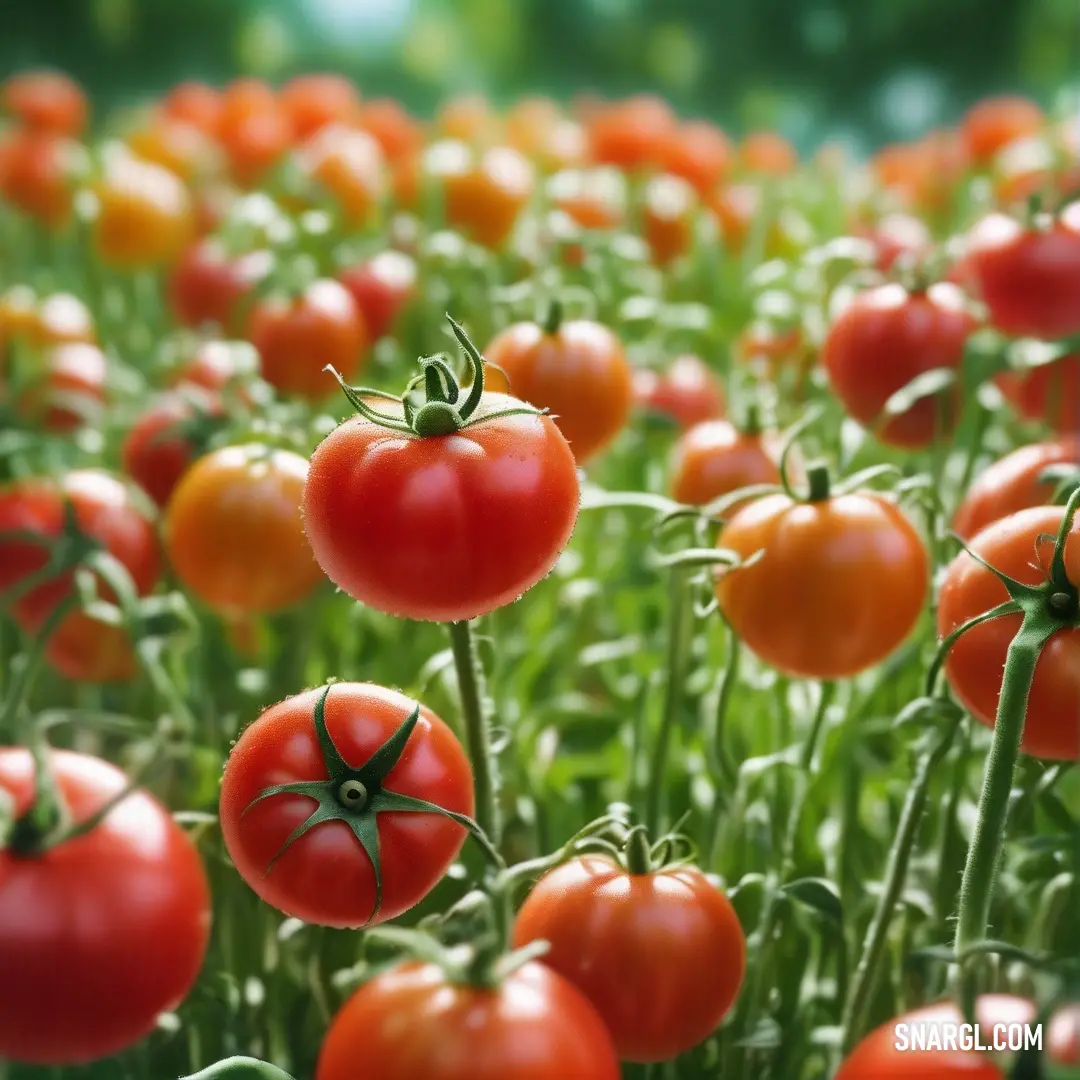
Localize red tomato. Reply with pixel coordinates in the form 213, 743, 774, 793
338, 250, 417, 341
168, 238, 271, 332
11, 470, 161, 683
217, 78, 293, 187
0, 69, 87, 135
296, 124, 386, 227
0, 129, 78, 228
160, 80, 223, 134
1048, 1003, 1080, 1067
938, 505, 1080, 760
92, 154, 195, 269
717, 487, 929, 679
0, 477, 64, 600
483, 318, 633, 463
836, 995, 1035, 1079
862, 212, 933, 271
14, 341, 107, 433
0, 749, 211, 1065
219, 683, 473, 927
357, 98, 424, 166
170, 338, 253, 394
278, 73, 362, 140
997, 353, 1080, 434
164, 444, 324, 617
961, 95, 1045, 166
657, 120, 732, 195
822, 283, 975, 449
670, 419, 783, 509
632, 354, 725, 429
304, 391, 579, 622
512, 856, 745, 1062
316, 961, 621, 1080
121, 391, 220, 509
248, 278, 367, 399
739, 131, 798, 175
965, 204, 1080, 338
953, 437, 1080, 539
587, 95, 676, 172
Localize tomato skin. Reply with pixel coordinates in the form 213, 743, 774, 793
997, 353, 1080, 434
357, 98, 424, 166
512, 857, 746, 1063
0, 478, 64, 600
278, 73, 362, 140
168, 238, 270, 332
297, 124, 386, 227
338, 250, 417, 341
717, 492, 929, 679
938, 505, 1080, 761
0, 70, 87, 135
0, 129, 77, 228
633, 354, 725, 430
642, 174, 701, 266
220, 683, 473, 928
670, 420, 782, 508
316, 960, 621, 1080
836, 995, 1035, 1080
822, 283, 975, 449
657, 120, 732, 195
248, 278, 366, 399
217, 79, 293, 187
587, 96, 676, 172
437, 93, 500, 145
966, 205, 1080, 339
164, 444, 324, 617
962, 95, 1044, 166
0, 749, 211, 1066
7, 471, 161, 682
953, 437, 1080, 539
484, 320, 633, 463
126, 119, 221, 184
303, 392, 579, 622
160, 80, 223, 134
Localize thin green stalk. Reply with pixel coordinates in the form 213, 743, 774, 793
840, 720, 959, 1053
645, 567, 694, 834
448, 619, 501, 845
953, 621, 1046, 1006
706, 632, 742, 867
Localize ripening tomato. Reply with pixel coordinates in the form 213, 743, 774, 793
10, 470, 161, 682
357, 99, 424, 166
836, 996, 1035, 1080
125, 119, 221, 184
15, 341, 107, 433
220, 682, 473, 927
0, 69, 87, 135
424, 141, 534, 248
587, 95, 676, 172
160, 80, 223, 134
164, 444, 323, 617
961, 95, 1045, 166
512, 857, 745, 1063
248, 278, 367, 399
547, 166, 626, 230
874, 132, 966, 213
483, 318, 632, 463
657, 120, 732, 196
953, 437, 1080, 540
278, 73, 362, 140
122, 391, 221, 509
632, 354, 725, 429
338, 250, 417, 341
670, 419, 783, 509
91, 155, 194, 269
0, 749, 211, 1066
938, 505, 1080, 760
0, 129, 78, 227
997, 353, 1080, 434
316, 961, 621, 1080
304, 389, 579, 622
717, 484, 929, 679
642, 174, 704, 266
822, 283, 975, 449
709, 183, 763, 255
217, 78, 292, 187
168, 238, 272, 332
739, 131, 797, 175
965, 204, 1080, 338
1048, 1003, 1080, 1067
505, 96, 586, 172
296, 124, 386, 227
437, 93, 499, 145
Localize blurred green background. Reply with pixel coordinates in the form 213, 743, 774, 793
1, 0, 1078, 153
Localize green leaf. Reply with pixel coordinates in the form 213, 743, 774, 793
782, 877, 843, 924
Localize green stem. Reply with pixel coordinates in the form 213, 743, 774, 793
181, 1058, 295, 1080
645, 568, 694, 834
706, 632, 741, 868
840, 720, 959, 1053
953, 619, 1048, 1006
447, 619, 501, 845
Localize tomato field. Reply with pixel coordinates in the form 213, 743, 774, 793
0, 60, 1079, 1080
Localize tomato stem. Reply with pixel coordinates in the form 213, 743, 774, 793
805, 461, 831, 502
623, 824, 653, 874
541, 296, 564, 336
706, 630, 741, 868
447, 619, 501, 845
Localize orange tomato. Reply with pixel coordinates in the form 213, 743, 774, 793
357, 98, 425, 166
547, 166, 625, 230
670, 419, 783, 510
217, 78, 293, 187
739, 131, 797, 176
961, 95, 1045, 166
587, 95, 676, 172
437, 93, 499, 145
164, 444, 324, 617
160, 81, 223, 134
505, 96, 585, 172
296, 124, 386, 227
642, 174, 706, 266
657, 121, 733, 196
125, 119, 221, 184
717, 485, 929, 678
484, 316, 633, 463
0, 130, 79, 228
278, 74, 362, 140
0, 69, 87, 135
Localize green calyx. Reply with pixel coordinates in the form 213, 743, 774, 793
324, 314, 545, 439
244, 682, 484, 925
